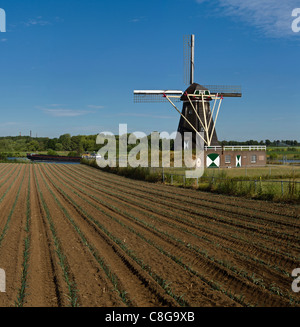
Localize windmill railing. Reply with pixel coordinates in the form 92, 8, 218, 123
205, 146, 266, 151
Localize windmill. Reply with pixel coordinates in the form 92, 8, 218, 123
134, 34, 242, 149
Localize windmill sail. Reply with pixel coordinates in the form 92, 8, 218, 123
184, 34, 195, 85
134, 90, 183, 103
133, 34, 242, 148
203, 85, 242, 97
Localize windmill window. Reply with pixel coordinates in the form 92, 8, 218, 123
225, 155, 231, 163
194, 90, 204, 95
188, 109, 193, 115
251, 155, 257, 163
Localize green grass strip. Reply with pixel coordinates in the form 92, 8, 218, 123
15, 167, 31, 307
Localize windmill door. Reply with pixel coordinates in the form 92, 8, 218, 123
236, 155, 242, 167
206, 153, 220, 168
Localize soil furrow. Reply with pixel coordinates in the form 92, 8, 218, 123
52, 164, 300, 264
0, 166, 27, 306
71, 164, 300, 218
37, 164, 178, 307
60, 165, 300, 241
44, 165, 296, 306
0, 163, 298, 307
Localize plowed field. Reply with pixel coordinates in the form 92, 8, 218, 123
0, 163, 299, 307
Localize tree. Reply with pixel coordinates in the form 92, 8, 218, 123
55, 143, 64, 151
59, 134, 71, 151
28, 140, 40, 151
47, 138, 58, 150
71, 135, 84, 154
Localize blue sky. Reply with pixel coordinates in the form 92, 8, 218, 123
0, 0, 299, 141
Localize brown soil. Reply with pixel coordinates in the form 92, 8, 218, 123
0, 163, 299, 307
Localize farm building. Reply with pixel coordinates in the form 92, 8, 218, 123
205, 145, 267, 168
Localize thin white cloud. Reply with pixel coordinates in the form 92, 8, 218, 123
23, 17, 51, 27
1, 38, 7, 42
196, 0, 300, 37
44, 104, 66, 107
129, 16, 146, 23
41, 108, 94, 117
0, 121, 20, 127
130, 18, 140, 23
116, 113, 176, 119
87, 105, 105, 109
9, 16, 63, 32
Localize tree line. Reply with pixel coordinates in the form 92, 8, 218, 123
0, 134, 99, 156
0, 134, 299, 157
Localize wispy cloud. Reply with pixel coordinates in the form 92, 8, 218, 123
116, 113, 176, 119
196, 0, 300, 37
1, 38, 7, 42
24, 16, 51, 27
8, 16, 63, 32
21, 16, 64, 28
87, 104, 105, 109
129, 16, 146, 23
38, 106, 94, 117
43, 109, 93, 117
0, 121, 20, 127
47, 104, 65, 107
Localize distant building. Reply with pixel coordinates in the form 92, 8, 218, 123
205, 145, 266, 168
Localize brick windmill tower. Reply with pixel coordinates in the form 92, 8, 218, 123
134, 34, 242, 149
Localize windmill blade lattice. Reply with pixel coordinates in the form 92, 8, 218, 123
203, 85, 242, 97
184, 34, 194, 85
134, 90, 182, 103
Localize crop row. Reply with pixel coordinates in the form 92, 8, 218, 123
56, 164, 299, 262
43, 164, 298, 306
67, 165, 300, 241
39, 165, 193, 306
76, 164, 299, 219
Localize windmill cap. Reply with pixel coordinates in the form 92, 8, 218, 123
180, 83, 209, 101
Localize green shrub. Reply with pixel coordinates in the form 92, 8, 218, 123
68, 151, 79, 157
81, 159, 161, 183
47, 149, 58, 156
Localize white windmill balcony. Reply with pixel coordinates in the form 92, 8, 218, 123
205, 145, 267, 151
